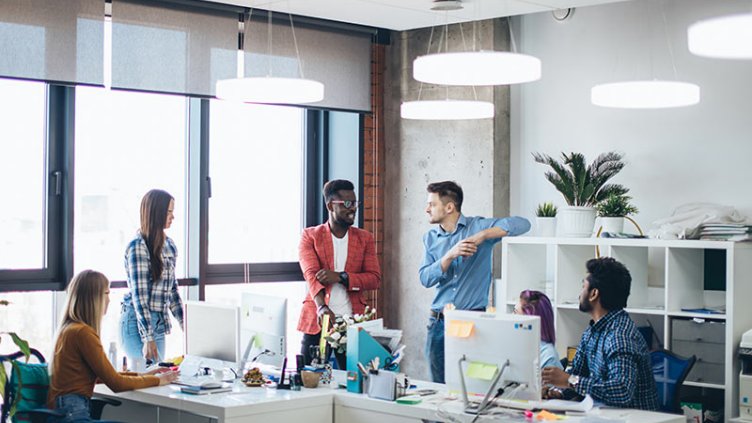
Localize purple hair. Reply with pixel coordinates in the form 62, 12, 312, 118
519, 290, 556, 344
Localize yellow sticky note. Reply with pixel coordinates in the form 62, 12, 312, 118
320, 314, 330, 358
466, 362, 498, 381
446, 320, 474, 338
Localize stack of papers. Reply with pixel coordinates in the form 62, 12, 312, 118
699, 223, 752, 241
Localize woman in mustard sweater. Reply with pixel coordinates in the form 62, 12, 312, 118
48, 270, 178, 422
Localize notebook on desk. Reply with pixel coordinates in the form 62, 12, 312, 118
180, 385, 232, 395
492, 394, 594, 413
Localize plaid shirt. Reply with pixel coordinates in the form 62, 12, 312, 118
123, 233, 184, 342
569, 309, 659, 410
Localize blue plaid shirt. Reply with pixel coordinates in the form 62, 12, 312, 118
123, 233, 184, 342
569, 309, 659, 410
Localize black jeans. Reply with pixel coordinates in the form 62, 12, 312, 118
301, 332, 347, 370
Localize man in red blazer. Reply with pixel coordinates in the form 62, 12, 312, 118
297, 179, 381, 367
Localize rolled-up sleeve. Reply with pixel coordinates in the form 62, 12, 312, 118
419, 233, 451, 288
494, 216, 531, 237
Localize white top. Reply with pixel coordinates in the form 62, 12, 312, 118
328, 231, 352, 316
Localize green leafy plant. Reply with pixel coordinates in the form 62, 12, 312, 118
1, 299, 32, 418
596, 194, 639, 217
532, 152, 628, 207
535, 202, 558, 217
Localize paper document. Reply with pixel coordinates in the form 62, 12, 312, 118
493, 394, 594, 413
447, 320, 474, 338
466, 362, 498, 381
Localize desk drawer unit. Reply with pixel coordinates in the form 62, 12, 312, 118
670, 319, 725, 385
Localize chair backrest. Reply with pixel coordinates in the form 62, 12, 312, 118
651, 349, 696, 414
0, 349, 47, 423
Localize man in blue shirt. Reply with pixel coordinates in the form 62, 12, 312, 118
419, 181, 530, 383
542, 257, 659, 410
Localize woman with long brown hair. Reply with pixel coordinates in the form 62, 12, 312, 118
119, 189, 184, 367
48, 270, 177, 422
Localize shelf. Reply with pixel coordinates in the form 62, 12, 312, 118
624, 307, 666, 316
556, 303, 579, 311
507, 236, 747, 250
684, 380, 725, 390
667, 311, 726, 320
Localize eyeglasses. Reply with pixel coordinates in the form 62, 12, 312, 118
331, 200, 360, 208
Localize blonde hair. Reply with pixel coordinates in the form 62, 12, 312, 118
58, 270, 110, 336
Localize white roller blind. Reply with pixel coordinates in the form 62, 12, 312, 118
244, 19, 372, 112
0, 0, 103, 85
111, 0, 238, 97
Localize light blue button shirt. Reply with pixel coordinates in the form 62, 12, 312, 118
419, 215, 530, 311
541, 341, 563, 369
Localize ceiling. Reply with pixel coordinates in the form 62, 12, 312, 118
207, 0, 625, 31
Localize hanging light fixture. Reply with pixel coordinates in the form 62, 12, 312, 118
413, 11, 541, 86
688, 13, 752, 59
216, 9, 324, 105
591, 3, 700, 109
401, 100, 494, 120
591, 81, 700, 109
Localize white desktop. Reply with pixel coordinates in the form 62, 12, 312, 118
240, 293, 287, 369
444, 309, 541, 413
183, 301, 241, 376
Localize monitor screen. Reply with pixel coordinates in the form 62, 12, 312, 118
184, 301, 240, 366
240, 293, 287, 368
444, 310, 541, 402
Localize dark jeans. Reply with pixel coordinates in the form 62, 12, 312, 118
425, 316, 445, 383
301, 332, 347, 370
48, 394, 120, 423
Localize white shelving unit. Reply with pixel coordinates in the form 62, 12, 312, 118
498, 236, 752, 420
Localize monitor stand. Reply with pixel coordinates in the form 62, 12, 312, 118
458, 355, 509, 416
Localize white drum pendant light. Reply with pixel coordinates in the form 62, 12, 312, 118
401, 100, 494, 120
413, 51, 541, 86
591, 81, 700, 109
216, 77, 323, 104
688, 13, 752, 59
216, 9, 324, 105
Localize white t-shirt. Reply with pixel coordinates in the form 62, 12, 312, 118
328, 231, 353, 316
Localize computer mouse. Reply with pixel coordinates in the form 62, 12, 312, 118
200, 381, 223, 389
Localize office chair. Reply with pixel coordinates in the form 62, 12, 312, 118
651, 349, 696, 414
1, 349, 121, 423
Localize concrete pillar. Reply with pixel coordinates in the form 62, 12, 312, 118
383, 18, 511, 380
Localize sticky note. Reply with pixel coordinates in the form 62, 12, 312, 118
466, 362, 498, 381
320, 314, 330, 358
447, 320, 474, 338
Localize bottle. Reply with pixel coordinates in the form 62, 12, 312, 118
108, 342, 118, 369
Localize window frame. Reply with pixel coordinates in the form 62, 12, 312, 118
0, 87, 362, 295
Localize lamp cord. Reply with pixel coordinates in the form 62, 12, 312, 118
288, 1, 306, 79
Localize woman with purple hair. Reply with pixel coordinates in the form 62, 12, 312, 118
514, 290, 563, 369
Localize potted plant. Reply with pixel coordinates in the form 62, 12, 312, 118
595, 194, 639, 234
535, 202, 557, 237
533, 151, 628, 237
1, 299, 33, 419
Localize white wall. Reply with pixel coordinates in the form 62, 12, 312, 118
511, 0, 752, 230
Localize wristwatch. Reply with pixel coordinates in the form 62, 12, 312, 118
568, 374, 580, 389
340, 271, 349, 288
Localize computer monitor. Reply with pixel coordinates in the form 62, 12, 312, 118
184, 301, 240, 368
240, 293, 287, 368
444, 310, 541, 412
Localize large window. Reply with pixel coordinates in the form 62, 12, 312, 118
208, 101, 304, 264
74, 87, 188, 281
0, 291, 54, 357
0, 79, 47, 270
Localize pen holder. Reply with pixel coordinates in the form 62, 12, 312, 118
365, 371, 407, 401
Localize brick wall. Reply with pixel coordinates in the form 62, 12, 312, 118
362, 42, 386, 315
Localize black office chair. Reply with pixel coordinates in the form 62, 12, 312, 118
1, 349, 121, 423
651, 349, 696, 414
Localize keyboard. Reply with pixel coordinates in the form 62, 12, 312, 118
173, 375, 214, 387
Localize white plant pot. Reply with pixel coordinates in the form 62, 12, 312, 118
599, 217, 625, 235
536, 217, 556, 237
556, 206, 596, 238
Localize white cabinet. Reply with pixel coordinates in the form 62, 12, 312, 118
499, 237, 752, 420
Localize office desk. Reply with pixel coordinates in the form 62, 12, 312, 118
96, 381, 684, 423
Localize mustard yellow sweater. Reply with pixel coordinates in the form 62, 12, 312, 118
47, 322, 159, 409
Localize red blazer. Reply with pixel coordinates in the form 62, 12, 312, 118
297, 223, 381, 335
